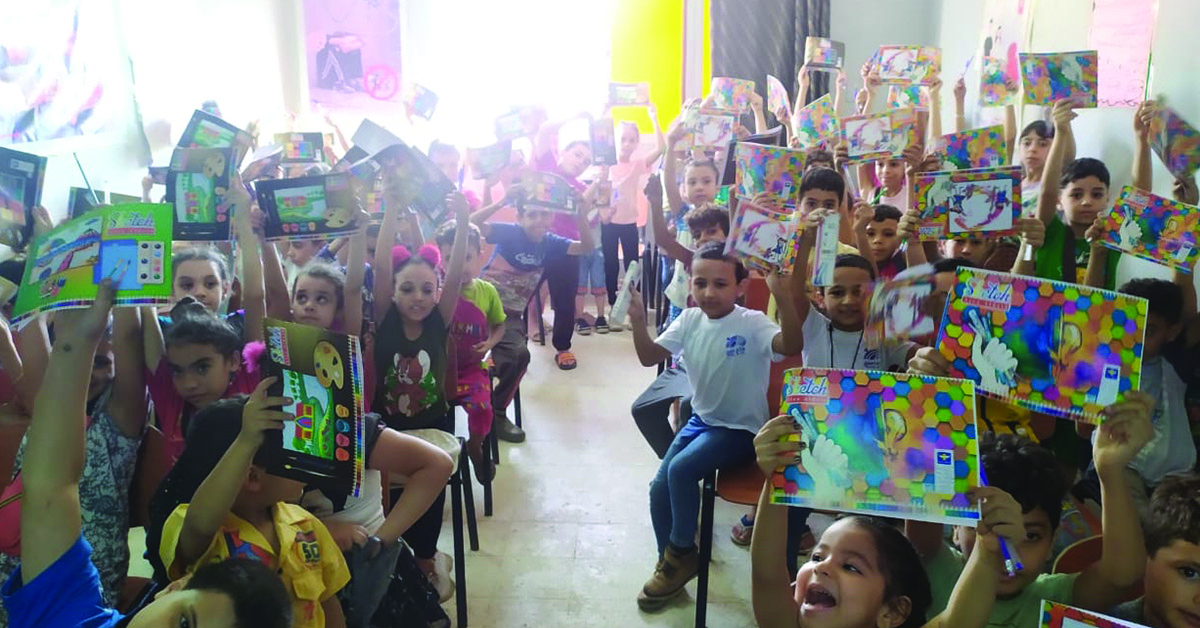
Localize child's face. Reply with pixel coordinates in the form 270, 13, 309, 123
823, 266, 872, 330
174, 260, 226, 312
796, 519, 905, 628
801, 189, 841, 216
393, 263, 440, 323
943, 237, 994, 266
961, 506, 1056, 598
439, 244, 480, 284
123, 588, 237, 628
689, 258, 745, 318
683, 164, 718, 206
619, 128, 639, 160
431, 148, 461, 183
866, 219, 901, 263
517, 209, 553, 242
1020, 134, 1051, 175
689, 224, 727, 247
286, 241, 321, 268
166, 343, 238, 408
291, 275, 339, 329
559, 143, 593, 179
877, 159, 906, 189
1143, 312, 1182, 359
1143, 540, 1200, 628
1061, 175, 1109, 229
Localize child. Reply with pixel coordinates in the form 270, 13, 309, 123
1112, 473, 1200, 626
577, 166, 610, 335
5, 283, 292, 628
750, 415, 1012, 628
1015, 119, 1075, 217
853, 203, 905, 280
904, 406, 1154, 628
433, 220, 505, 482
472, 181, 597, 439
155, 387, 349, 628
603, 113, 664, 313
285, 239, 327, 280
626, 241, 804, 611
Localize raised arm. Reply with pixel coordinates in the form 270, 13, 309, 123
374, 171, 405, 323
109, 307, 148, 439
790, 209, 828, 339
926, 487, 1015, 628
437, 193, 471, 323
767, 270, 803, 355
851, 200, 880, 277
750, 417, 802, 628
232, 183, 265, 343
567, 181, 598, 255
954, 78, 968, 133
468, 194, 513, 241
642, 105, 667, 168
0, 320, 20, 390
342, 209, 369, 336
750, 90, 769, 135
626, 288, 672, 366
20, 283, 113, 581
663, 121, 688, 214
1036, 101, 1077, 226
927, 78, 944, 141
645, 173, 692, 261
1132, 101, 1153, 191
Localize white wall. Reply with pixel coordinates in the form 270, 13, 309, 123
832, 0, 943, 87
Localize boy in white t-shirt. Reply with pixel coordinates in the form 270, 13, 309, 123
627, 241, 803, 612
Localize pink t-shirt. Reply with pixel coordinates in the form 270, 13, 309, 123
610, 158, 651, 226
147, 359, 261, 466
534, 151, 583, 240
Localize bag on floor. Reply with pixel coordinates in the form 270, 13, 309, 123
370, 541, 450, 628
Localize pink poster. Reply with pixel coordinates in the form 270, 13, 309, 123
978, 0, 1032, 93
303, 0, 403, 113
1088, 0, 1158, 108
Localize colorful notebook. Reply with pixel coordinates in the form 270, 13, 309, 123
374, 144, 455, 225
734, 143, 806, 209
841, 109, 918, 165
517, 172, 577, 214
929, 126, 1008, 171
0, 147, 46, 249
709, 77, 756, 113
165, 147, 237, 241
241, 144, 284, 182
1149, 105, 1200, 181
936, 267, 1147, 422
865, 264, 938, 350
1039, 601, 1145, 628
1019, 51, 1099, 108
11, 204, 173, 328
725, 198, 800, 273
793, 94, 839, 149
766, 75, 792, 123
979, 55, 1016, 107
177, 109, 251, 165
609, 82, 650, 106
255, 173, 359, 241
689, 114, 736, 148
406, 84, 439, 120
876, 46, 942, 85
913, 166, 1021, 240
494, 107, 545, 142
590, 117, 618, 167
887, 84, 928, 110
263, 318, 365, 496
467, 141, 513, 180
804, 37, 845, 70
769, 368, 981, 526
274, 133, 325, 165
1100, 185, 1200, 273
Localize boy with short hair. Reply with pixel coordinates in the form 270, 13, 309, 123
853, 203, 905, 280
627, 241, 803, 611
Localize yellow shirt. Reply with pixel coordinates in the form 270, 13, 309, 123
160, 502, 350, 628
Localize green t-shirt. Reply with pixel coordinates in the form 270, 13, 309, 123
925, 542, 1079, 628
1033, 215, 1120, 289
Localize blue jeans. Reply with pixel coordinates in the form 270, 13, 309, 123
649, 416, 755, 554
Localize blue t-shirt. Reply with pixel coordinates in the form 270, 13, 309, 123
3, 536, 123, 628
481, 222, 572, 311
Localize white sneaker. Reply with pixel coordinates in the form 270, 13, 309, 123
426, 551, 455, 603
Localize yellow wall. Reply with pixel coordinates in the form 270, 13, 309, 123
609, 0, 710, 131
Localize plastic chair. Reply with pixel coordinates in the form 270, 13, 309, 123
1052, 535, 1143, 603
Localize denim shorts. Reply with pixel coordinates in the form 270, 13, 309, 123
577, 249, 605, 294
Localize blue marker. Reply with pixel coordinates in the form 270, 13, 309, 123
978, 462, 1022, 577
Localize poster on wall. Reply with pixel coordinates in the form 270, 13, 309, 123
1088, 0, 1158, 108
977, 0, 1032, 122
303, 0, 403, 113
0, 0, 132, 145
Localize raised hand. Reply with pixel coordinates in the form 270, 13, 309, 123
1174, 177, 1199, 205
953, 77, 966, 103
1050, 99, 1078, 130
1015, 216, 1046, 248
1093, 390, 1156, 475
907, 346, 951, 377
971, 486, 1025, 556
239, 376, 292, 449
754, 415, 802, 477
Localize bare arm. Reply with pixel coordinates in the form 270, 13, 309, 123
626, 288, 672, 366
663, 120, 688, 214
370, 429, 454, 544
468, 197, 512, 241
954, 78, 968, 133
232, 186, 265, 343
12, 316, 47, 414
927, 78, 944, 141
436, 194, 471, 323
323, 598, 346, 628
1132, 101, 1153, 191
642, 105, 667, 168
0, 321, 19, 389
851, 200, 880, 277
1037, 101, 1076, 226
1003, 104, 1017, 163
373, 172, 405, 323
750, 91, 769, 135
645, 173, 692, 261
565, 181, 599, 255
768, 271, 804, 355
142, 307, 165, 371
750, 419, 802, 628
928, 525, 1002, 628
342, 212, 368, 336
109, 307, 148, 439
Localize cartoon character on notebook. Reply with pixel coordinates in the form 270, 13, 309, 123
966, 308, 1018, 396
789, 407, 851, 502
1114, 206, 1146, 250
322, 204, 354, 229
201, 153, 229, 197
951, 183, 1008, 232
848, 118, 888, 154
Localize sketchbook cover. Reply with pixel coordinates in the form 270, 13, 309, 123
609, 82, 650, 106
177, 109, 250, 165
876, 45, 942, 85
263, 318, 365, 497
590, 117, 618, 166
708, 77, 756, 113
793, 94, 839, 149
467, 141, 513, 180
724, 198, 799, 273
1100, 185, 1200, 273
255, 173, 359, 241
165, 147, 237, 241
804, 37, 845, 70
517, 172, 577, 214
0, 147, 45, 249
886, 84, 928, 110
1149, 105, 1200, 181
1039, 601, 1145, 628
406, 84, 439, 120
734, 143, 806, 209
374, 144, 455, 226
350, 119, 404, 156
841, 111, 903, 164
689, 114, 736, 148
980, 55, 1017, 107
242, 144, 284, 182
865, 264, 938, 350
1019, 51, 1098, 108
913, 166, 1022, 240
935, 267, 1147, 422
766, 75, 792, 123
769, 368, 981, 526
274, 133, 325, 165
929, 125, 1008, 171
494, 107, 545, 142
12, 204, 173, 327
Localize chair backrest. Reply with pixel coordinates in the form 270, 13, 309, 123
746, 276, 770, 314
129, 426, 169, 529
767, 355, 806, 414
1052, 535, 1102, 574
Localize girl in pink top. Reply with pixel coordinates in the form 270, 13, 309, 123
602, 110, 666, 312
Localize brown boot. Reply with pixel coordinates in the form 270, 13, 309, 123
636, 546, 699, 611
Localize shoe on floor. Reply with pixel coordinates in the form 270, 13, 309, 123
576, 317, 592, 335
493, 416, 526, 443
555, 350, 577, 370
606, 318, 623, 332
594, 316, 609, 334
637, 545, 699, 612
731, 514, 754, 546
467, 436, 496, 483
421, 551, 455, 603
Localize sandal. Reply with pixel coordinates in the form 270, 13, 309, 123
731, 514, 754, 546
555, 351, 577, 370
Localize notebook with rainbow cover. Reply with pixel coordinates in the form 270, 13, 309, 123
1149, 105, 1200, 181
1019, 51, 1098, 108
1099, 185, 1200, 273
804, 37, 845, 70
792, 94, 839, 149
876, 45, 941, 85
12, 204, 173, 328
928, 125, 1008, 171
912, 166, 1022, 240
769, 367, 981, 526
608, 82, 650, 106
263, 318, 365, 497
734, 143, 806, 209
724, 198, 799, 273
708, 77, 756, 113
255, 172, 359, 241
517, 172, 577, 214
766, 75, 792, 123
1039, 601, 1145, 628
935, 267, 1147, 422
980, 56, 1016, 107
274, 133, 325, 164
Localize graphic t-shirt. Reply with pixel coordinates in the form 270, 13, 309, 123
482, 223, 572, 312
373, 305, 449, 430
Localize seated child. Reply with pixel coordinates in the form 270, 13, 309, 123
154, 388, 350, 628
627, 241, 803, 611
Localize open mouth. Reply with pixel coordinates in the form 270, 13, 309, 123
802, 583, 837, 610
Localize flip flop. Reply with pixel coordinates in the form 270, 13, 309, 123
555, 351, 577, 370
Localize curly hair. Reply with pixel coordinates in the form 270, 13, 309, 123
1145, 473, 1200, 556
980, 432, 1066, 529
